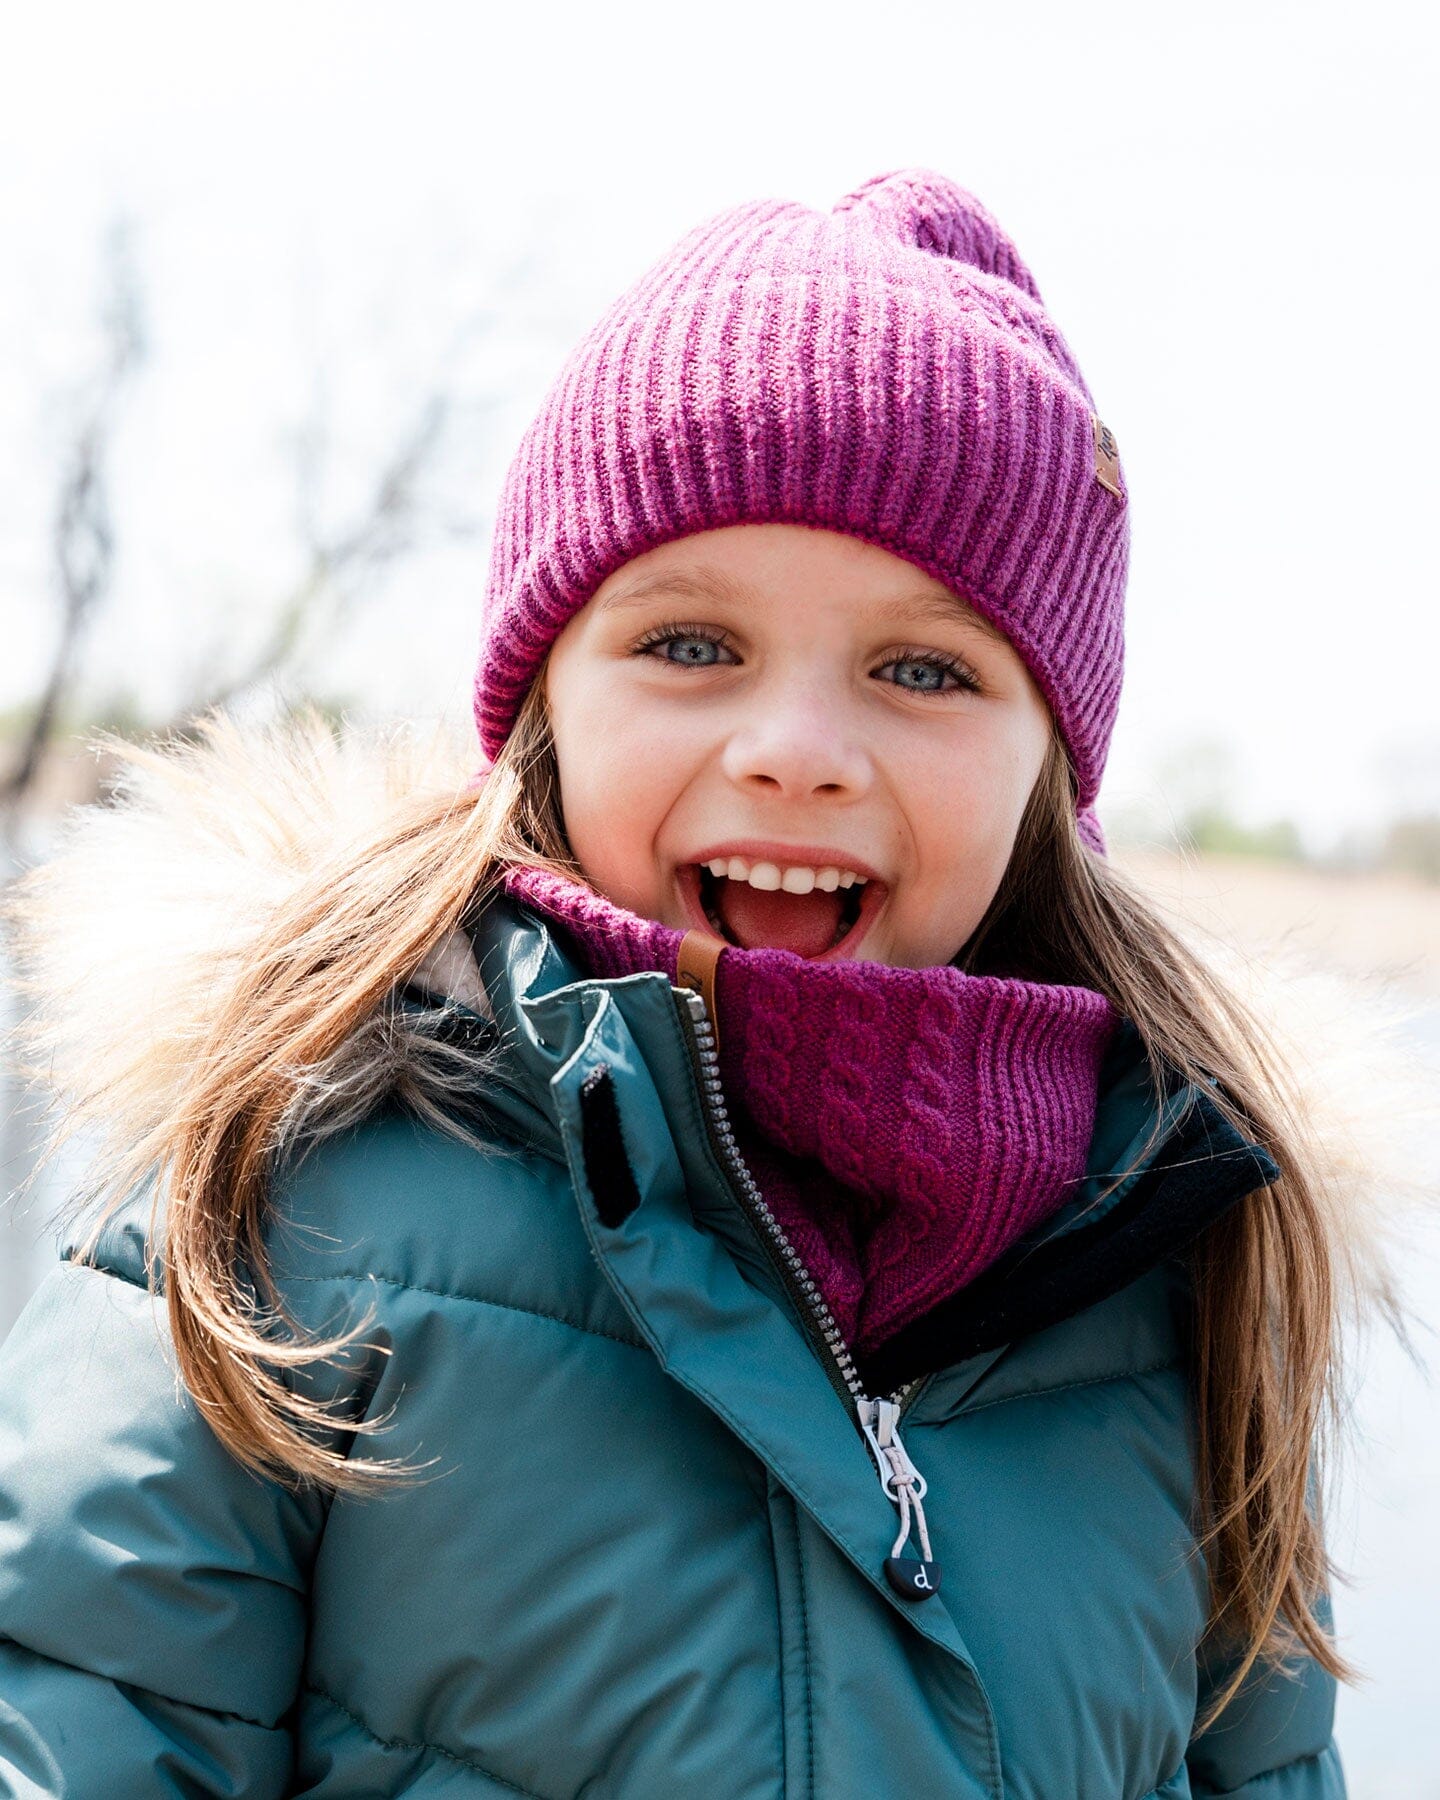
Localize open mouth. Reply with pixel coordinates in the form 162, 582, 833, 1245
677, 862, 884, 960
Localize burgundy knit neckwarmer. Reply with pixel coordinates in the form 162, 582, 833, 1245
502, 866, 1119, 1359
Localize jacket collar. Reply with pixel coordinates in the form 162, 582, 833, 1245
461, 890, 1279, 1385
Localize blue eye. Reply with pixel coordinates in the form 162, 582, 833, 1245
877, 652, 980, 695
663, 636, 726, 666
887, 659, 949, 693
632, 623, 735, 667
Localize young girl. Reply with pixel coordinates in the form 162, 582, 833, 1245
0, 166, 1409, 1798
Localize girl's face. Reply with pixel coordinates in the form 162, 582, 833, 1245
543, 523, 1053, 969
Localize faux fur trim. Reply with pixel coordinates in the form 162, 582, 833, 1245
3, 709, 1434, 1335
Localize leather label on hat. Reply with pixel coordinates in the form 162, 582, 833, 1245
1092, 416, 1123, 498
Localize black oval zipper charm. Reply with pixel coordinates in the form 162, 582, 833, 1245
858, 1397, 942, 1603
884, 1555, 941, 1602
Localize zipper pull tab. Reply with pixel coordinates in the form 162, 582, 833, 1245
856, 1397, 942, 1602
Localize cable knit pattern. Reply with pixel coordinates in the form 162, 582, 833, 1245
501, 866, 1119, 1355
472, 167, 1129, 849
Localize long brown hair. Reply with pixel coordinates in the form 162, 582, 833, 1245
3, 687, 1353, 1730
965, 723, 1355, 1728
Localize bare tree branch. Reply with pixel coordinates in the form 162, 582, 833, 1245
1, 219, 145, 816
6, 238, 546, 774
167, 391, 452, 728
162, 240, 549, 733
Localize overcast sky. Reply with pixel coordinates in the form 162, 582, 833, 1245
1, 0, 1435, 850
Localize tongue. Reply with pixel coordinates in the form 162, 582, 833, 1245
715, 877, 845, 958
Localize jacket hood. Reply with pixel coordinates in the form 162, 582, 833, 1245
4, 709, 1435, 1343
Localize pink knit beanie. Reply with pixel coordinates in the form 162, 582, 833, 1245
473, 168, 1128, 845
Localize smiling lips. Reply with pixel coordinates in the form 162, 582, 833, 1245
676, 859, 888, 959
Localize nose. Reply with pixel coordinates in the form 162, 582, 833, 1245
720, 687, 874, 801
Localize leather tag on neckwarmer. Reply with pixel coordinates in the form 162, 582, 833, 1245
677, 930, 726, 1054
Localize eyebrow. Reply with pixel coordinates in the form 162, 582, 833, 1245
594, 566, 1012, 647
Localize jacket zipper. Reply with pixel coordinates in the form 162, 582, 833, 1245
677, 986, 941, 1599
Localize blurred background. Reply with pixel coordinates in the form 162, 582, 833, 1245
1, 1, 1436, 1787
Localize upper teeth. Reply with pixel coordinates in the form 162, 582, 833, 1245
703, 857, 868, 895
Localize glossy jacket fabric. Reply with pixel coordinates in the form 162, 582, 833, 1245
0, 881, 1346, 1800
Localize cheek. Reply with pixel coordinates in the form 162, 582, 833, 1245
901, 730, 1043, 923
547, 674, 704, 892
914, 735, 1034, 844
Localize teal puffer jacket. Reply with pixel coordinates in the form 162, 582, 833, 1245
0, 891, 1344, 1798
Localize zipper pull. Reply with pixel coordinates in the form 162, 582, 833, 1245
856, 1397, 942, 1602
